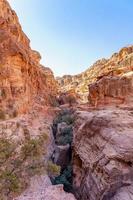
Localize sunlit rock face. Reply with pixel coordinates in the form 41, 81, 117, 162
57, 46, 133, 103
0, 0, 57, 117
70, 46, 133, 199
89, 72, 133, 107
0, 1, 61, 199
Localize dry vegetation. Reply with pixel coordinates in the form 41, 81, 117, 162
0, 131, 59, 199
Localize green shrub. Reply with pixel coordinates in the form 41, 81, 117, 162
21, 138, 45, 160
0, 170, 23, 194
56, 126, 73, 145
61, 126, 73, 135
27, 162, 46, 176
0, 133, 49, 198
10, 158, 23, 169
56, 134, 73, 145
21, 133, 48, 160
52, 165, 73, 192
61, 114, 74, 125
0, 138, 15, 164
53, 110, 75, 127
47, 161, 61, 177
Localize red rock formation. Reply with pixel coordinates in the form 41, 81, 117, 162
66, 45, 133, 200
71, 48, 133, 199
57, 46, 133, 103
58, 89, 79, 105
73, 107, 133, 200
0, 1, 61, 199
0, 0, 57, 118
89, 72, 133, 107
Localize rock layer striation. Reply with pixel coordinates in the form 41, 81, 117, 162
0, 0, 57, 117
57, 46, 133, 103
73, 107, 133, 200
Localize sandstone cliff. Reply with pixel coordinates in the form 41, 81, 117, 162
71, 47, 133, 199
89, 72, 133, 107
0, 1, 63, 199
57, 46, 133, 103
0, 0, 57, 118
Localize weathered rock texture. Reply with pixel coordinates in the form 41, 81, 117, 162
0, 0, 57, 117
57, 46, 133, 102
89, 72, 133, 107
15, 176, 76, 200
43, 184, 76, 200
0, 1, 61, 199
58, 89, 78, 105
73, 107, 133, 200
72, 53, 133, 199
0, 106, 57, 199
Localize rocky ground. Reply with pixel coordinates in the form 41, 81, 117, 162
14, 176, 75, 200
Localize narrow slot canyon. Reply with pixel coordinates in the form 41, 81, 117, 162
51, 108, 75, 194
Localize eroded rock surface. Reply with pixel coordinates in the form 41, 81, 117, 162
0, 0, 57, 117
43, 184, 76, 200
89, 72, 133, 107
0, 0, 61, 199
15, 176, 76, 200
73, 108, 133, 200
57, 46, 133, 103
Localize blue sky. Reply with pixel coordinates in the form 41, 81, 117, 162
10, 0, 133, 76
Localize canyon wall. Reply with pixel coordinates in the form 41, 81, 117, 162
0, 1, 64, 199
72, 48, 133, 199
73, 107, 133, 200
89, 72, 133, 107
0, 0, 57, 118
57, 46, 133, 103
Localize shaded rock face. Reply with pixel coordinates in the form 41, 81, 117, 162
58, 89, 78, 105
57, 46, 133, 103
89, 72, 133, 107
54, 144, 71, 169
73, 108, 133, 200
0, 0, 57, 116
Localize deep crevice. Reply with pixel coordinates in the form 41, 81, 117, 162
51, 108, 75, 193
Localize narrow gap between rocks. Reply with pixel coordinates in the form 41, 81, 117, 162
51, 107, 75, 194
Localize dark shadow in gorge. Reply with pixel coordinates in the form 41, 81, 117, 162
51, 108, 75, 193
